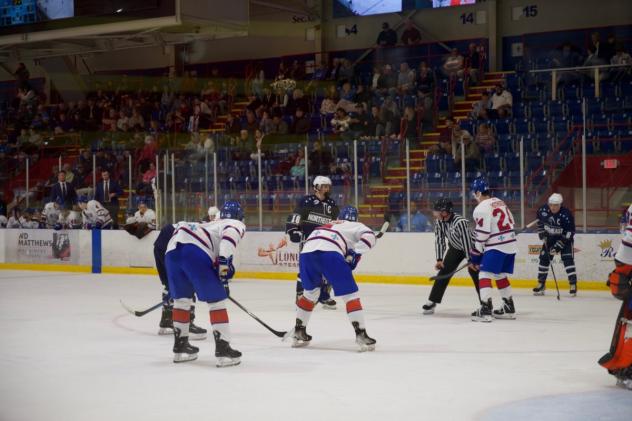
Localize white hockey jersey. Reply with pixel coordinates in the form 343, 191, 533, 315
471, 197, 517, 256
133, 209, 157, 229
64, 210, 84, 229
82, 200, 112, 228
616, 204, 632, 265
301, 220, 377, 256
42, 202, 62, 228
166, 218, 246, 262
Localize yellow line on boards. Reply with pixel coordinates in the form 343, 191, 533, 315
0, 264, 609, 290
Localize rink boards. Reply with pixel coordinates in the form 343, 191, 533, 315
0, 229, 621, 290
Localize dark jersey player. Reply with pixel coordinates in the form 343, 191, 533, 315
286, 176, 340, 308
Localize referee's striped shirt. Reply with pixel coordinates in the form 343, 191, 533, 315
434, 213, 474, 260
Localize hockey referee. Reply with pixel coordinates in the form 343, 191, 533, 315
422, 198, 480, 315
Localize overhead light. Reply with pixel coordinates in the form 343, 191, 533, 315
116, 8, 123, 13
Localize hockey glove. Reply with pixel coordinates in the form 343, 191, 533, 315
86, 223, 94, 229
95, 221, 103, 229
218, 255, 235, 284
538, 231, 547, 241
53, 223, 63, 231
469, 250, 483, 266
552, 240, 565, 254
287, 228, 303, 243
345, 250, 362, 270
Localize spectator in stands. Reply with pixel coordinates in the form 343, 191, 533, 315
552, 42, 582, 86
489, 83, 513, 118
310, 141, 332, 175
128, 108, 144, 131
185, 133, 205, 162
62, 163, 75, 186
416, 89, 433, 127
290, 108, 310, 135
451, 123, 473, 156
397, 202, 431, 232
453, 129, 480, 171
377, 64, 397, 97
442, 48, 464, 78
136, 135, 157, 173
287, 89, 309, 116
474, 123, 495, 153
331, 108, 351, 133
398, 62, 416, 94
465, 43, 481, 85
116, 111, 129, 132
290, 148, 306, 177
13, 62, 30, 87
471, 91, 491, 120
416, 61, 435, 95
400, 106, 418, 141
585, 32, 609, 67
401, 20, 421, 45
602, 33, 617, 64
243, 109, 259, 134
225, 113, 241, 137
17, 85, 36, 109
269, 114, 289, 135
95, 170, 122, 228
235, 130, 255, 160
611, 44, 632, 81
50, 170, 77, 209
362, 105, 385, 138
338, 59, 356, 86
102, 108, 117, 132
376, 22, 397, 47
137, 163, 156, 196
382, 97, 400, 135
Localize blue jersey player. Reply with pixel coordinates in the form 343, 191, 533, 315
533, 193, 577, 297
285, 176, 340, 308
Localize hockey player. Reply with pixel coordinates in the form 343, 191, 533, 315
599, 204, 632, 390
63, 209, 84, 229
422, 198, 480, 315
78, 196, 112, 229
289, 206, 377, 351
132, 202, 157, 230
165, 200, 245, 367
20, 209, 40, 229
533, 193, 577, 297
469, 178, 517, 322
154, 222, 207, 340
41, 201, 63, 229
286, 176, 339, 308
7, 208, 22, 228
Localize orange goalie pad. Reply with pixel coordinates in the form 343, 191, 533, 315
599, 307, 632, 371
608, 263, 632, 299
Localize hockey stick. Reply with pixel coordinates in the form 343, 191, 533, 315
228, 296, 288, 338
120, 300, 163, 317
543, 242, 561, 301
430, 262, 469, 281
375, 221, 390, 238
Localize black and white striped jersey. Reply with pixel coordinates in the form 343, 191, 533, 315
434, 213, 474, 260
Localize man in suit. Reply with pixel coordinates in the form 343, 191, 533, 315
95, 170, 123, 228
50, 170, 77, 209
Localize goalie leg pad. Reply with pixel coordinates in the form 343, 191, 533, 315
608, 262, 632, 300
599, 303, 632, 371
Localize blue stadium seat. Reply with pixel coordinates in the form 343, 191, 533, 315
484, 153, 502, 171
427, 172, 444, 189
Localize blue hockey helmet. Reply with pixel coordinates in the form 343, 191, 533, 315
220, 200, 244, 221
470, 177, 490, 196
339, 205, 358, 222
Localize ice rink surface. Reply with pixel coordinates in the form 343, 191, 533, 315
0, 270, 630, 421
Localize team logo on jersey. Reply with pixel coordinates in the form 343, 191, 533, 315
599, 239, 615, 260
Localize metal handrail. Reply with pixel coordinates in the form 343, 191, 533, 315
528, 63, 632, 73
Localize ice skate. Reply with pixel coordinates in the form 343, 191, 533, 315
493, 297, 516, 320
158, 306, 173, 335
172, 328, 198, 363
213, 331, 241, 368
471, 299, 493, 322
569, 283, 577, 297
352, 321, 376, 352
188, 308, 207, 340
422, 301, 436, 315
533, 281, 546, 296
320, 298, 337, 310
291, 319, 312, 348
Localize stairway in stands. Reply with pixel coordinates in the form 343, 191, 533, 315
358, 71, 511, 225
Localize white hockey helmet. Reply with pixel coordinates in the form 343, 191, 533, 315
208, 206, 220, 221
548, 193, 563, 205
313, 176, 332, 187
